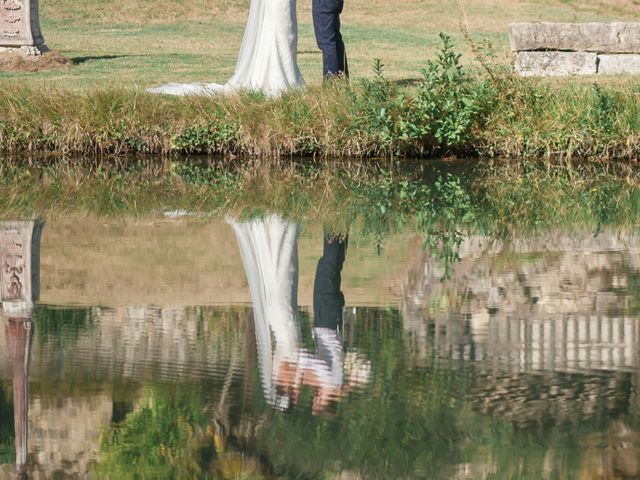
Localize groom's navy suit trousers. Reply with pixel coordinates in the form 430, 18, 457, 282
312, 0, 348, 78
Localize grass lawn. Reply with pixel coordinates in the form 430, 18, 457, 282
1, 0, 640, 91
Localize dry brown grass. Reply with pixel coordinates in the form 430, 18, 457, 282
35, 216, 411, 307
0, 50, 70, 73
41, 0, 640, 25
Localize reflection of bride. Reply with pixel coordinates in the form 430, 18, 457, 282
229, 215, 301, 407
229, 216, 370, 413
148, 0, 305, 97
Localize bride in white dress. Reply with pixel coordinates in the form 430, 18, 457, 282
147, 0, 305, 97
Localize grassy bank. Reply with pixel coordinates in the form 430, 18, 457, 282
2, 157, 639, 278
2, 0, 640, 160
2, 36, 640, 160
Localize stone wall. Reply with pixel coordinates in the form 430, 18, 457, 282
510, 22, 640, 77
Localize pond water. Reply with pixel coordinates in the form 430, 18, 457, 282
0, 217, 639, 479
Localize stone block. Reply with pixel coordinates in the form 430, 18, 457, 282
597, 54, 640, 75
0, 0, 46, 55
515, 51, 597, 77
510, 22, 640, 54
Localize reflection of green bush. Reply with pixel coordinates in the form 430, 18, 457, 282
33, 306, 93, 349
460, 411, 640, 480
96, 387, 215, 480
459, 412, 582, 480
255, 376, 466, 479
0, 383, 15, 465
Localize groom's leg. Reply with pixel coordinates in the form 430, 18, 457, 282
313, 0, 347, 78
334, 2, 348, 77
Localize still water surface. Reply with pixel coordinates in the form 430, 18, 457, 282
1, 217, 639, 479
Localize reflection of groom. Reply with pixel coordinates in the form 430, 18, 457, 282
310, 234, 347, 413
312, 0, 348, 78
313, 234, 347, 332
273, 233, 349, 414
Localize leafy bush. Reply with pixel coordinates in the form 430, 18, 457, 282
343, 34, 487, 156
589, 83, 619, 135
402, 33, 486, 151
171, 119, 239, 155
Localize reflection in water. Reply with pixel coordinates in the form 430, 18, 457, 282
4, 319, 30, 478
0, 220, 639, 478
230, 216, 370, 413
0, 221, 40, 479
402, 233, 640, 375
308, 233, 353, 414
0, 221, 42, 318
229, 216, 301, 409
399, 232, 640, 479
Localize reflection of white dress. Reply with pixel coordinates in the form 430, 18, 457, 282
147, 0, 305, 97
229, 216, 301, 406
230, 216, 367, 409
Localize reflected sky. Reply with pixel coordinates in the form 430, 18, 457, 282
0, 218, 639, 479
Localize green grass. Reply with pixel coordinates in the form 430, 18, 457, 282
2, 0, 640, 90
1, 41, 640, 161
1, 1, 640, 160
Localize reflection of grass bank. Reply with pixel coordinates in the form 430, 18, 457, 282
2, 158, 639, 236
476, 161, 640, 233
0, 383, 14, 465
1, 34, 640, 160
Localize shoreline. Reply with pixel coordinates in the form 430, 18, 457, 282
1, 69, 639, 161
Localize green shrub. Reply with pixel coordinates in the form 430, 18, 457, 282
402, 33, 486, 151
171, 119, 239, 154
345, 59, 405, 155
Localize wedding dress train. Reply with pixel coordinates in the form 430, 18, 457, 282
148, 0, 305, 97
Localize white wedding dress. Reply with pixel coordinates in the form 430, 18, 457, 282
148, 0, 305, 97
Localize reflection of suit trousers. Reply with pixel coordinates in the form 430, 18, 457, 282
312, 0, 348, 78
313, 234, 347, 330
